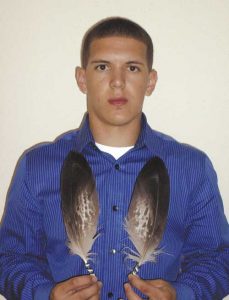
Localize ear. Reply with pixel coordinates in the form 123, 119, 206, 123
75, 67, 87, 94
145, 69, 158, 96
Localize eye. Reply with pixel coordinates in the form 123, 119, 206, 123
128, 65, 140, 72
95, 64, 109, 71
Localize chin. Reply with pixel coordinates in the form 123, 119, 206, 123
106, 114, 140, 127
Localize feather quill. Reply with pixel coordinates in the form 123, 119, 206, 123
61, 151, 99, 275
124, 156, 170, 275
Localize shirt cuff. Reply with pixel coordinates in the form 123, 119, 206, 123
171, 282, 196, 300
34, 282, 55, 300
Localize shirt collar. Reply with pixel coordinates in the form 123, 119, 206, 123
75, 112, 164, 155
74, 114, 95, 152
134, 113, 147, 148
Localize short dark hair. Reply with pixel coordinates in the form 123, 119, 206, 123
81, 17, 154, 70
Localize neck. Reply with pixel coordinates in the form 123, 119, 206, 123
89, 115, 142, 147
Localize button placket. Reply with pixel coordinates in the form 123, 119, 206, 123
108, 291, 113, 298
110, 248, 117, 254
115, 163, 120, 170
112, 205, 119, 211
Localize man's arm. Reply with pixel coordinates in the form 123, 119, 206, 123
0, 154, 102, 300
170, 156, 229, 299
0, 155, 55, 299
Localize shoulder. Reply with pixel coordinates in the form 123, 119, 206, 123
27, 129, 78, 154
146, 127, 212, 183
148, 126, 206, 161
22, 129, 80, 173
149, 129, 220, 201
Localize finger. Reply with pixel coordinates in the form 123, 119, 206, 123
88, 281, 103, 300
146, 279, 169, 288
87, 289, 101, 300
124, 283, 142, 300
64, 275, 98, 292
88, 293, 101, 300
128, 274, 161, 298
147, 280, 177, 299
75, 281, 102, 299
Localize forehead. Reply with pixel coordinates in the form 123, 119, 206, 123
88, 36, 147, 63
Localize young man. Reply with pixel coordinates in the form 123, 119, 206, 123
0, 17, 228, 300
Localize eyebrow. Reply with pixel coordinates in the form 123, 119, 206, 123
90, 60, 110, 64
90, 60, 144, 65
126, 61, 144, 66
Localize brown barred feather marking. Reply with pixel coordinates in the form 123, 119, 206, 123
124, 156, 170, 275
61, 151, 99, 275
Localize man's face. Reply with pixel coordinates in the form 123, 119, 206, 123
76, 36, 157, 130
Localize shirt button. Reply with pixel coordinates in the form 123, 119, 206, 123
115, 164, 120, 170
112, 205, 119, 211
110, 248, 116, 254
108, 292, 113, 298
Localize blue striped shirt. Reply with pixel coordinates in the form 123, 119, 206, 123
0, 114, 228, 299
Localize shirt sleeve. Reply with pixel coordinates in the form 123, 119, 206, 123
173, 155, 229, 299
0, 154, 55, 300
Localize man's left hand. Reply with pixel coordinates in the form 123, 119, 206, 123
124, 274, 176, 300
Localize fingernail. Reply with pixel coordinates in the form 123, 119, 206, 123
91, 275, 98, 282
124, 283, 130, 290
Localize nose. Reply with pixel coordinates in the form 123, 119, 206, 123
110, 68, 125, 89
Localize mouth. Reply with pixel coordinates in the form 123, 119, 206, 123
108, 97, 128, 106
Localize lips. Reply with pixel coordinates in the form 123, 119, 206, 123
108, 98, 128, 106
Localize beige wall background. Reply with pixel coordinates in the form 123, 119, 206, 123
0, 1, 228, 299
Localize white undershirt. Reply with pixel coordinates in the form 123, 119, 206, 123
95, 142, 134, 160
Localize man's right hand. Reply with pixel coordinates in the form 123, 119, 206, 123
50, 275, 102, 300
